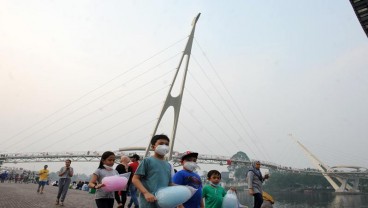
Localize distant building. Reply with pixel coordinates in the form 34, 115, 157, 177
349, 0, 368, 37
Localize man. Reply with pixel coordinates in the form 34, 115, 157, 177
56, 159, 74, 206
128, 154, 140, 208
37, 165, 49, 194
247, 161, 269, 208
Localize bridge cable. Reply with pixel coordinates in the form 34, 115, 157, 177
189, 55, 263, 159
64, 102, 164, 150
90, 118, 158, 151
186, 68, 257, 157
18, 83, 170, 153
2, 36, 187, 147
7, 53, 181, 152
178, 121, 216, 155
181, 105, 233, 154
184, 88, 257, 158
193, 39, 272, 161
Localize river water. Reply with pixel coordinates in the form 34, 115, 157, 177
237, 191, 368, 208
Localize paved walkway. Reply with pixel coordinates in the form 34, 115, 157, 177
0, 183, 125, 208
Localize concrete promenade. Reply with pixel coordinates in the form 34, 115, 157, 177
0, 183, 123, 208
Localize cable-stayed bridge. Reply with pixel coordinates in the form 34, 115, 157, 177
1, 13, 367, 194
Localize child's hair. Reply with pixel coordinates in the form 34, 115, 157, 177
98, 151, 115, 169
150, 134, 170, 145
207, 170, 221, 179
66, 159, 72, 163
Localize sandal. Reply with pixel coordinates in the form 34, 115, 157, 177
60, 202, 64, 206
55, 200, 59, 205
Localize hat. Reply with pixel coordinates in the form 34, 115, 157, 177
129, 154, 140, 160
181, 151, 198, 161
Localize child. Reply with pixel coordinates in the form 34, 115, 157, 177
173, 151, 203, 208
132, 134, 174, 208
202, 170, 227, 208
89, 151, 119, 208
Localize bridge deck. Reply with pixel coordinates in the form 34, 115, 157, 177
0, 182, 122, 208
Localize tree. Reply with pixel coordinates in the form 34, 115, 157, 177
227, 151, 250, 181
230, 151, 250, 161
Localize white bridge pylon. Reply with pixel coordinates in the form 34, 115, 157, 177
144, 13, 201, 160
290, 134, 367, 193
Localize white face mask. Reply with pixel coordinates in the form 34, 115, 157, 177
103, 164, 113, 170
155, 145, 170, 156
210, 182, 220, 187
183, 161, 200, 172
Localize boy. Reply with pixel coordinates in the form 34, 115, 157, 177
173, 151, 203, 208
202, 170, 227, 208
132, 134, 174, 208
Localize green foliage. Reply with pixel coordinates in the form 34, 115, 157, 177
234, 166, 248, 180
263, 171, 331, 191
230, 151, 250, 161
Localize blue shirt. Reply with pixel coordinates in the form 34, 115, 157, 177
173, 169, 203, 208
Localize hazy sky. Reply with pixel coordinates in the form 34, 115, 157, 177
1, 0, 368, 174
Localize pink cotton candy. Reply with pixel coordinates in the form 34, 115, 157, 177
101, 175, 128, 192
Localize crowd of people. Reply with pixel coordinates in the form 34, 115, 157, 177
2, 134, 275, 208
0, 168, 37, 184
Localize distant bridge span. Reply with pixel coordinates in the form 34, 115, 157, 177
1, 149, 367, 180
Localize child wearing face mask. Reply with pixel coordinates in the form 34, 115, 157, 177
202, 170, 227, 208
173, 151, 204, 208
89, 151, 119, 208
132, 134, 174, 208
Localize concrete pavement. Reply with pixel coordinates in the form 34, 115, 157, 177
0, 182, 124, 208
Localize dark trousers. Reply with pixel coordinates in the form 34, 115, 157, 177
115, 190, 127, 207
253, 193, 263, 208
95, 198, 114, 208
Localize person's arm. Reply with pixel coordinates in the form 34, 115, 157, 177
58, 167, 65, 177
202, 186, 207, 202
68, 167, 73, 177
132, 174, 156, 203
88, 173, 104, 189
247, 172, 255, 195
200, 198, 204, 208
264, 173, 269, 181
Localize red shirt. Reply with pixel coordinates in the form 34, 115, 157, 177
129, 161, 139, 173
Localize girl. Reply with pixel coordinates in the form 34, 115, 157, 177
89, 151, 119, 208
